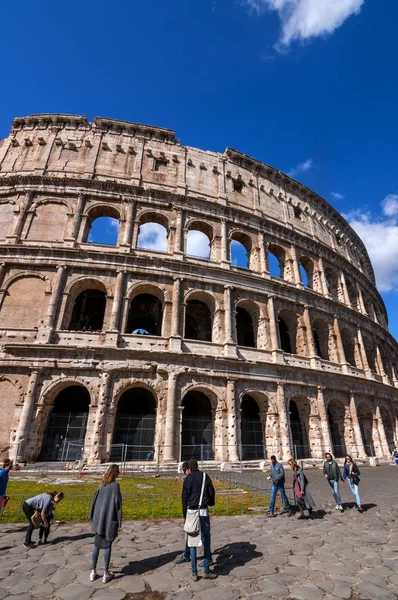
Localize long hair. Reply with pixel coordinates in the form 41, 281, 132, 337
345, 455, 358, 472
50, 491, 64, 500
288, 458, 299, 470
102, 464, 120, 485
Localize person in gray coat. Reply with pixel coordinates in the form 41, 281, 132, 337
89, 464, 122, 584
288, 458, 316, 519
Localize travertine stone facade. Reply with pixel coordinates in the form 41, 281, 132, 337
0, 113, 397, 465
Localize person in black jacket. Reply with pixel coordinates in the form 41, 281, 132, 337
182, 458, 217, 581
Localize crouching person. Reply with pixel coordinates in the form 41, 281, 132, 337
182, 458, 217, 582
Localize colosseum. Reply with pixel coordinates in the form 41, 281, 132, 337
0, 113, 397, 467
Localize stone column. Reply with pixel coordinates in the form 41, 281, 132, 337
309, 411, 324, 459
258, 232, 268, 276
121, 200, 135, 248
349, 393, 366, 457
109, 271, 126, 331
303, 305, 316, 357
267, 295, 279, 351
316, 386, 333, 455
0, 263, 7, 291
224, 286, 237, 358
169, 277, 182, 352
173, 208, 183, 256
163, 372, 178, 461
257, 304, 269, 350
132, 218, 141, 249
226, 379, 239, 462
7, 190, 34, 242
89, 372, 112, 464
66, 193, 85, 242
276, 382, 291, 461
356, 327, 371, 375
318, 257, 329, 297
290, 245, 302, 286
13, 370, 40, 462
220, 219, 229, 267
356, 284, 366, 315
376, 346, 389, 383
44, 265, 67, 328
340, 272, 351, 306
333, 317, 349, 372
375, 405, 390, 458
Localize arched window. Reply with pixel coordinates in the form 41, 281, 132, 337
346, 279, 359, 310
137, 222, 168, 252
324, 268, 341, 302
68, 289, 106, 331
230, 232, 252, 269
363, 335, 377, 372
40, 386, 90, 461
186, 230, 211, 260
126, 294, 163, 336
110, 388, 156, 462
181, 391, 214, 461
340, 327, 356, 366
184, 300, 212, 341
278, 310, 297, 354
327, 400, 346, 458
240, 395, 265, 460
312, 318, 330, 360
88, 216, 120, 246
236, 307, 255, 347
268, 245, 285, 279
289, 397, 311, 459
299, 257, 314, 289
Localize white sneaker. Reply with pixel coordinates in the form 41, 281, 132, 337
334, 505, 340, 510
90, 571, 96, 582
103, 571, 114, 584
338, 505, 344, 512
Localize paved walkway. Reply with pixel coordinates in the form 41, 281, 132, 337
1, 466, 398, 600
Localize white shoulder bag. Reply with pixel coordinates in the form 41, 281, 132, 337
184, 472, 206, 536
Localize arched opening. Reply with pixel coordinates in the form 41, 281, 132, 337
363, 336, 377, 372
346, 279, 359, 310
230, 232, 252, 269
278, 310, 297, 354
88, 216, 120, 246
186, 230, 211, 260
137, 222, 168, 252
268, 245, 285, 279
380, 407, 395, 452
299, 257, 314, 289
184, 300, 212, 341
126, 294, 163, 336
312, 318, 329, 360
325, 268, 341, 302
110, 388, 156, 462
327, 400, 346, 458
357, 403, 374, 457
240, 395, 265, 460
40, 386, 90, 461
68, 289, 107, 331
289, 398, 311, 459
236, 307, 255, 347
181, 391, 214, 461
340, 327, 356, 367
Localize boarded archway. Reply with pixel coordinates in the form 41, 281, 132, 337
181, 391, 214, 461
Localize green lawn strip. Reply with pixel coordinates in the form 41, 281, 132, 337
1, 476, 277, 522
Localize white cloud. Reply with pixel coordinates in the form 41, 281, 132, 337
186, 230, 211, 259
137, 222, 168, 252
246, 0, 364, 48
108, 217, 120, 230
287, 157, 313, 178
344, 194, 398, 293
331, 192, 344, 200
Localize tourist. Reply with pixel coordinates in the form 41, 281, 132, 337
342, 455, 363, 512
175, 461, 192, 565
0, 459, 13, 502
323, 452, 343, 512
22, 491, 64, 549
182, 457, 217, 581
267, 455, 292, 517
288, 458, 315, 519
392, 448, 398, 466
89, 464, 122, 584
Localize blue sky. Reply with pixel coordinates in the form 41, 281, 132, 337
1, 0, 397, 340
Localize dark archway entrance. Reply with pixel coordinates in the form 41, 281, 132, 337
289, 399, 310, 459
236, 308, 255, 347
40, 386, 90, 461
126, 294, 163, 335
279, 318, 292, 353
181, 391, 214, 461
110, 388, 156, 462
357, 403, 374, 457
184, 301, 212, 341
68, 289, 106, 331
240, 395, 265, 460
327, 401, 346, 458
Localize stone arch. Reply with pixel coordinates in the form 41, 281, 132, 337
278, 309, 301, 355
0, 377, 23, 458
62, 278, 108, 331
136, 210, 169, 253
362, 334, 378, 373
184, 290, 215, 342
39, 382, 91, 461
340, 327, 357, 367
267, 243, 286, 279
357, 401, 375, 457
346, 278, 359, 310
312, 317, 330, 360
235, 299, 259, 348
110, 385, 157, 462
380, 405, 395, 451
125, 289, 163, 336
180, 387, 216, 461
230, 230, 254, 270
25, 199, 70, 242
324, 267, 343, 302
299, 256, 315, 289
239, 392, 266, 460
289, 395, 311, 459
0, 273, 48, 329
84, 204, 121, 246
185, 220, 214, 261
327, 399, 347, 458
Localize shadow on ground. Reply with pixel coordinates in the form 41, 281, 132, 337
122, 550, 181, 576
213, 542, 263, 575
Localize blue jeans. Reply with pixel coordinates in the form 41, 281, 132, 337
347, 479, 361, 506
269, 482, 291, 515
190, 516, 211, 575
328, 479, 342, 505
92, 545, 112, 571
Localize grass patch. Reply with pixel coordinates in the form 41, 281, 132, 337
1, 475, 276, 523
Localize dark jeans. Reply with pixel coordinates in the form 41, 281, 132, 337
22, 502, 36, 545
269, 482, 292, 515
296, 496, 312, 517
183, 532, 212, 561
189, 516, 211, 575
39, 523, 51, 540
92, 544, 112, 572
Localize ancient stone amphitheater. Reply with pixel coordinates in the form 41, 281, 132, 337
0, 113, 397, 467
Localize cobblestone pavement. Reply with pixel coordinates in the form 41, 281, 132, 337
0, 466, 398, 600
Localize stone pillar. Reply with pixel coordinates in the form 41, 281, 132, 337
173, 208, 183, 256
121, 200, 135, 248
44, 266, 67, 328
169, 277, 182, 352
375, 405, 390, 458
132, 218, 141, 249
67, 193, 86, 241
258, 233, 268, 276
89, 372, 112, 464
8, 190, 33, 242
220, 219, 229, 267
0, 263, 7, 291
356, 327, 371, 375
340, 272, 351, 306
316, 386, 333, 455
349, 393, 366, 457
163, 372, 178, 461
257, 304, 269, 350
290, 245, 302, 286
303, 305, 316, 357
224, 285, 237, 357
13, 370, 40, 462
267, 296, 279, 351
276, 382, 291, 461
356, 284, 366, 315
376, 346, 389, 383
109, 271, 126, 331
265, 411, 281, 457
318, 257, 330, 297
333, 317, 349, 372
226, 379, 239, 462
309, 411, 324, 459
